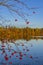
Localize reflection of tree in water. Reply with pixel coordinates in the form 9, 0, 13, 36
0, 39, 43, 65
0, 40, 29, 64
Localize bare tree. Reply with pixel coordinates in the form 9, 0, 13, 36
0, 0, 37, 26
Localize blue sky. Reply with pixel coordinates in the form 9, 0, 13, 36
0, 0, 43, 28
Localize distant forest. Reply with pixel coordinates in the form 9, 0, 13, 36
0, 27, 43, 41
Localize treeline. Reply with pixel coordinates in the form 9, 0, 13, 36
0, 27, 43, 40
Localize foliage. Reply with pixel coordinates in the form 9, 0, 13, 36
0, 27, 43, 41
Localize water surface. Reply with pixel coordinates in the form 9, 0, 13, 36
0, 39, 43, 65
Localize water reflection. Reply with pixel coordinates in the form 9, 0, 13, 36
0, 38, 43, 65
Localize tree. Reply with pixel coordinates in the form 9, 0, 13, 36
0, 0, 37, 26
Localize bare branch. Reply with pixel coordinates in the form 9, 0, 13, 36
0, 0, 38, 26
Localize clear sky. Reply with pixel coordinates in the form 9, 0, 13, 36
0, 0, 43, 28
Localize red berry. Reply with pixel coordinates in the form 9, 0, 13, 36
4, 56, 8, 61
19, 57, 22, 60
30, 56, 33, 59
9, 62, 12, 64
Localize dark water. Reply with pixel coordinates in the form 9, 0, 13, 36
0, 39, 43, 65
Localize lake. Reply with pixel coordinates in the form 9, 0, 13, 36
0, 39, 43, 65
